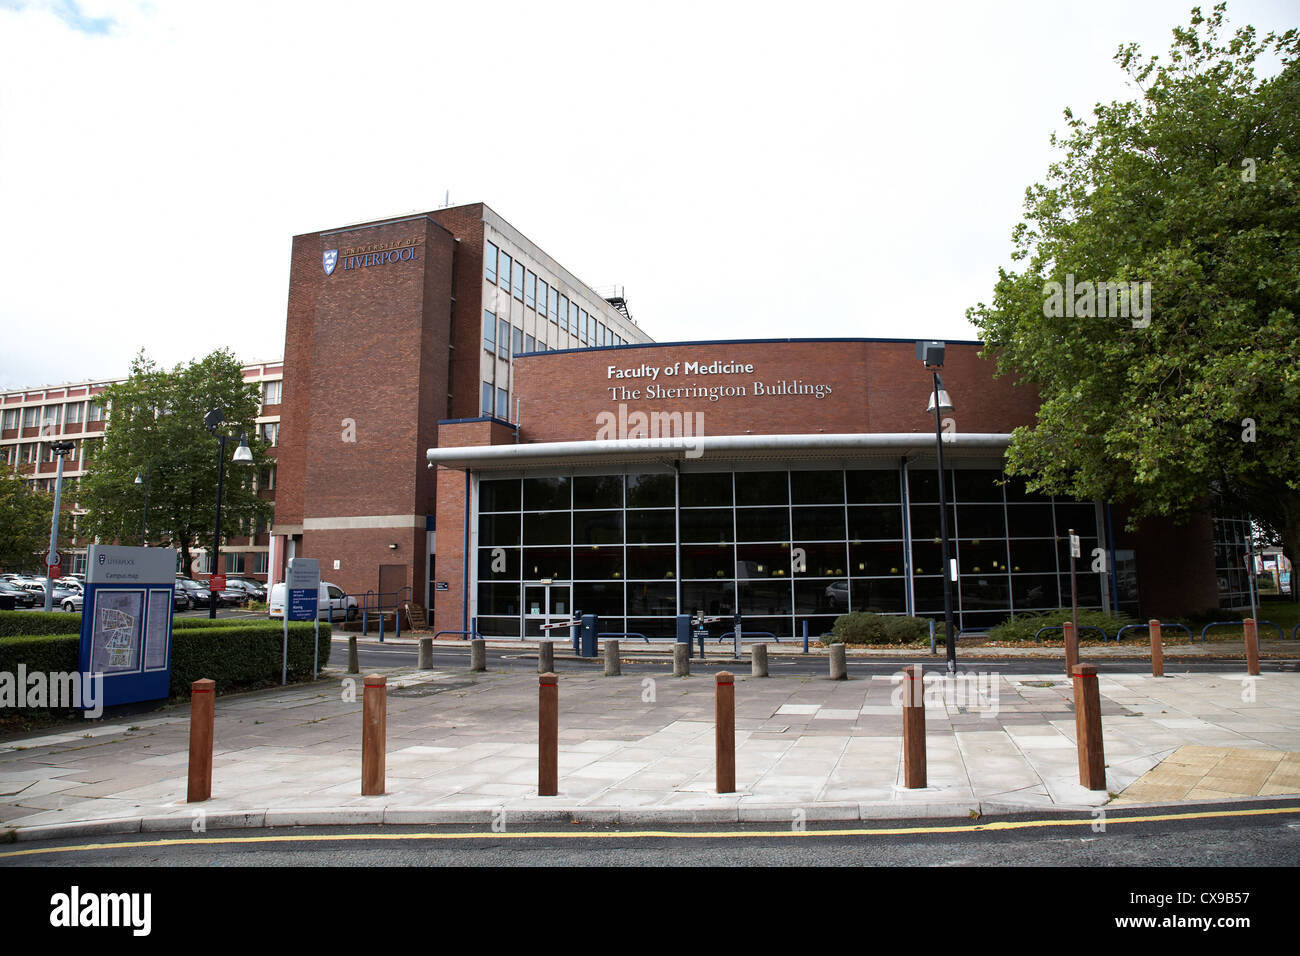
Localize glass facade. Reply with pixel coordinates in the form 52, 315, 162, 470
474, 466, 1105, 639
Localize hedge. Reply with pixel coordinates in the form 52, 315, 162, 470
0, 620, 331, 708
984, 608, 1138, 642
826, 612, 943, 645
0, 610, 82, 637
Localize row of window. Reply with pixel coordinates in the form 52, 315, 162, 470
484, 240, 627, 350
1, 437, 99, 466
2, 402, 104, 431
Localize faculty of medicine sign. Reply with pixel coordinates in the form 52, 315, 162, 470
78, 544, 177, 709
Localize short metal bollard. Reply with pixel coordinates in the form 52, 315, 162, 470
1071, 664, 1106, 791
347, 634, 359, 675
604, 639, 621, 676
538, 641, 554, 674
829, 643, 847, 680
1244, 618, 1260, 676
751, 642, 768, 678
362, 674, 387, 796
418, 637, 433, 670
1149, 619, 1164, 678
187, 678, 215, 803
902, 665, 926, 789
1064, 621, 1079, 678
673, 642, 690, 677
715, 671, 736, 793
470, 638, 486, 673
539, 672, 558, 796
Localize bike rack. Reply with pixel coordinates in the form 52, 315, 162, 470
1033, 624, 1109, 644
1114, 622, 1192, 643
1199, 620, 1283, 642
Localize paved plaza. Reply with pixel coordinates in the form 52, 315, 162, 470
2, 648, 1298, 840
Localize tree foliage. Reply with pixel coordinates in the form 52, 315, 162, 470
968, 4, 1300, 569
79, 349, 273, 573
0, 475, 58, 572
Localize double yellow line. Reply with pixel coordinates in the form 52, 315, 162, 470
3, 804, 1297, 860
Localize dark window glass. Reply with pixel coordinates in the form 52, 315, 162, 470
523, 476, 570, 511
573, 582, 624, 617
483, 310, 496, 350
497, 318, 510, 358
738, 580, 792, 616
522, 547, 570, 581
792, 506, 845, 541
574, 475, 622, 509
478, 513, 521, 547
573, 510, 622, 545
1009, 539, 1058, 574
1056, 537, 1098, 566
512, 327, 523, 356
478, 583, 520, 615
681, 545, 732, 579
907, 469, 955, 503
960, 574, 1010, 610
485, 241, 498, 282
956, 504, 1006, 539
847, 505, 903, 540
795, 578, 848, 614
1011, 574, 1059, 609
791, 470, 844, 504
849, 541, 907, 576
680, 509, 733, 544
477, 547, 519, 580
682, 581, 734, 617
525, 335, 535, 353
954, 469, 1005, 503
626, 473, 674, 508
1059, 573, 1103, 606
512, 261, 524, 300
625, 545, 675, 579
525, 271, 537, 309
846, 469, 901, 504
626, 509, 675, 544
496, 387, 508, 419
736, 507, 789, 542
499, 250, 511, 288
538, 278, 549, 315
479, 617, 521, 638
736, 543, 793, 578
523, 511, 570, 545
1003, 474, 1052, 502
849, 578, 906, 613
580, 309, 589, 342
909, 505, 958, 542
912, 576, 961, 613
1006, 504, 1054, 538
909, 540, 949, 577
957, 538, 1008, 573
626, 582, 676, 616
479, 479, 521, 512
549, 287, 559, 322
560, 295, 570, 331
794, 542, 848, 577
573, 547, 623, 580
735, 471, 787, 506
480, 383, 493, 417
1054, 503, 1098, 537
679, 472, 732, 508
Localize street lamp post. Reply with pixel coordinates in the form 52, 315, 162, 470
204, 409, 253, 619
919, 342, 957, 673
134, 469, 150, 547
43, 441, 76, 613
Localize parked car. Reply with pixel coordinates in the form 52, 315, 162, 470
60, 592, 83, 613
17, 580, 79, 605
176, 576, 246, 608
224, 578, 267, 602
268, 582, 358, 621
173, 581, 195, 611
0, 579, 39, 608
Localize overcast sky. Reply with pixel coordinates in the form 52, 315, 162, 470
1, 0, 1294, 389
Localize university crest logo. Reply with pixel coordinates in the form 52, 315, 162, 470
322, 249, 338, 276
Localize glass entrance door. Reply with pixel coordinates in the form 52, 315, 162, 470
524, 583, 570, 638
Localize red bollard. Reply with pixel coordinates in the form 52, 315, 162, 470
902, 665, 927, 789
362, 674, 387, 796
1072, 664, 1106, 791
1149, 619, 1164, 678
1243, 619, 1260, 677
715, 671, 735, 794
187, 678, 215, 803
539, 672, 558, 796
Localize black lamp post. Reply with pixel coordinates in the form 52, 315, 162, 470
919, 342, 957, 673
204, 409, 253, 619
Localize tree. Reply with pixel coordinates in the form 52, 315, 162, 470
0, 475, 57, 572
968, 5, 1300, 578
79, 349, 273, 574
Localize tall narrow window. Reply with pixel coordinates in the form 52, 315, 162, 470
499, 250, 511, 289
560, 295, 569, 332
485, 241, 498, 282
483, 310, 496, 351
497, 317, 510, 359
525, 271, 537, 310
512, 261, 524, 300
481, 383, 494, 416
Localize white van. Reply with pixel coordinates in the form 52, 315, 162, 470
268, 582, 358, 621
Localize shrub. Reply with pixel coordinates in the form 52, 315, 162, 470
0, 611, 81, 637
985, 608, 1138, 642
829, 612, 937, 645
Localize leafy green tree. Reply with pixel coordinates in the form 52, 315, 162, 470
0, 475, 57, 572
79, 349, 273, 574
969, 5, 1300, 576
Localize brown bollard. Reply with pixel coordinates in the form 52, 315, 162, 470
186, 678, 215, 803
1243, 618, 1260, 677
361, 674, 387, 796
715, 671, 736, 793
1063, 621, 1079, 678
1149, 619, 1164, 677
1071, 664, 1106, 791
902, 665, 927, 789
539, 672, 558, 796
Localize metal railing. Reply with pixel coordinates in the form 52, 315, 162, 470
1114, 623, 1192, 643
1199, 620, 1283, 642
1033, 624, 1109, 643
